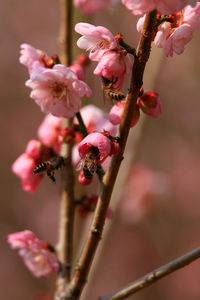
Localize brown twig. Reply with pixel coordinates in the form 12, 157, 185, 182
55, 0, 74, 297
98, 245, 200, 300
65, 10, 157, 300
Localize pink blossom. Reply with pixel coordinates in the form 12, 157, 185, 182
109, 101, 140, 127
69, 64, 84, 80
25, 139, 43, 160
94, 50, 132, 90
19, 44, 43, 73
183, 2, 200, 30
26, 64, 92, 118
38, 114, 62, 153
138, 91, 162, 117
122, 0, 197, 15
75, 23, 117, 61
78, 132, 111, 163
73, 0, 111, 15
163, 24, 193, 57
12, 154, 42, 192
154, 22, 171, 48
8, 230, 59, 278
120, 164, 167, 223
136, 14, 146, 32
74, 104, 105, 130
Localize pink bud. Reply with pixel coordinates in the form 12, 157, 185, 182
7, 230, 59, 277
138, 91, 162, 118
109, 101, 140, 127
25, 139, 42, 160
110, 139, 121, 155
78, 170, 92, 185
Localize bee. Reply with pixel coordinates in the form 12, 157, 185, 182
82, 146, 100, 180
102, 77, 125, 102
33, 156, 65, 182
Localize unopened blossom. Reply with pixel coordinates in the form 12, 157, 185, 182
78, 132, 111, 163
69, 64, 85, 80
73, 0, 111, 15
163, 24, 193, 56
109, 101, 140, 127
38, 114, 62, 153
25, 139, 43, 160
94, 50, 132, 90
75, 23, 117, 61
8, 230, 59, 278
122, 0, 197, 15
26, 64, 92, 118
78, 169, 92, 185
12, 153, 42, 193
138, 91, 162, 117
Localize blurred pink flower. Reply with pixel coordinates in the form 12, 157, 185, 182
183, 2, 200, 29
120, 164, 168, 223
93, 50, 132, 90
12, 153, 42, 193
109, 101, 140, 127
73, 0, 111, 15
122, 0, 197, 15
8, 230, 59, 278
163, 24, 193, 57
69, 64, 84, 80
26, 64, 92, 118
38, 114, 62, 154
154, 22, 171, 48
25, 139, 43, 160
75, 23, 117, 61
78, 132, 111, 163
138, 91, 162, 117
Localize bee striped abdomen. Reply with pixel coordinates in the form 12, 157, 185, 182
107, 91, 125, 101
83, 167, 94, 180
33, 162, 50, 174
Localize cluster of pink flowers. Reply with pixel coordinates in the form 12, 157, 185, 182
137, 2, 200, 57
8, 230, 59, 277
122, 0, 197, 15
75, 23, 132, 91
109, 90, 162, 127
20, 44, 92, 117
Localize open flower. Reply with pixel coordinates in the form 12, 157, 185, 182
8, 230, 59, 278
75, 23, 117, 61
94, 50, 132, 90
26, 64, 92, 118
19, 44, 44, 73
78, 132, 111, 164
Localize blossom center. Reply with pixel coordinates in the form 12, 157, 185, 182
91, 39, 110, 53
51, 82, 67, 100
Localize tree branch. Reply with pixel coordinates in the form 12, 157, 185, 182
66, 10, 157, 300
98, 245, 200, 300
56, 1, 74, 297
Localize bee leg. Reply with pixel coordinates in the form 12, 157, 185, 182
47, 171, 56, 183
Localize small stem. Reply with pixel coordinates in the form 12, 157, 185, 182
76, 112, 88, 138
98, 245, 200, 300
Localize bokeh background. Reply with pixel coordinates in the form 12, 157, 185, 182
1, 1, 200, 300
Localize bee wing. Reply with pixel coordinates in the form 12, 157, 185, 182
76, 158, 84, 171
86, 160, 98, 175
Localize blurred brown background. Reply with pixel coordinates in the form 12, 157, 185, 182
1, 1, 200, 300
